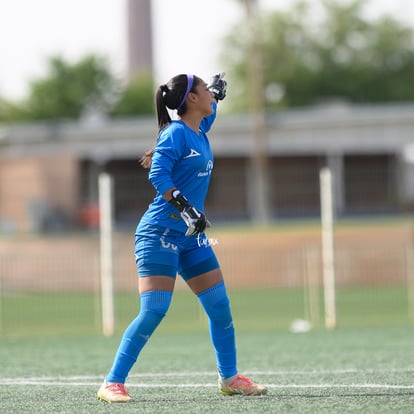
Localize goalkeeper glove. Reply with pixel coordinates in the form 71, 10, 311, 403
208, 72, 227, 101
169, 190, 211, 236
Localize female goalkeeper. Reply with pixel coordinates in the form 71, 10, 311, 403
97, 73, 267, 402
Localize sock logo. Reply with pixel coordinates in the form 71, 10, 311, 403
225, 321, 234, 330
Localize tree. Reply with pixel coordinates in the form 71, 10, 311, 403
23, 55, 117, 121
0, 54, 156, 123
221, 0, 414, 111
0, 97, 29, 122
110, 71, 154, 117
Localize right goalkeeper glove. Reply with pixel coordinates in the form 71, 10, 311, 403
208, 72, 227, 101
169, 190, 211, 236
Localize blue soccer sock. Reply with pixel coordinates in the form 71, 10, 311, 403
106, 290, 172, 384
197, 281, 237, 379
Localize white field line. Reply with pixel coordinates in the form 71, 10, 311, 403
1, 380, 414, 390
1, 367, 414, 382
1, 369, 414, 389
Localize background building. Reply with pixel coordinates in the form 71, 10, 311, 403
1, 101, 414, 233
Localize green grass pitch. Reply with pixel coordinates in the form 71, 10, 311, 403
0, 287, 414, 413
1, 328, 414, 413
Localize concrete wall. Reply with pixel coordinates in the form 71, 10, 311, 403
0, 156, 79, 232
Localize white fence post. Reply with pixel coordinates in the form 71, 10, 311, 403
406, 245, 414, 320
99, 173, 115, 337
303, 245, 321, 326
320, 167, 337, 329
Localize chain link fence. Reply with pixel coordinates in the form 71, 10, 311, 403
0, 164, 413, 337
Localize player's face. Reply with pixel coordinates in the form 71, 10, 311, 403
193, 81, 215, 115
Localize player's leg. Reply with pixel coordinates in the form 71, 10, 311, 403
105, 277, 174, 383
180, 236, 267, 396
98, 227, 180, 403
97, 275, 174, 403
188, 269, 237, 379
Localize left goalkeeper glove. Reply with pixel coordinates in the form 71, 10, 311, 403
169, 190, 211, 236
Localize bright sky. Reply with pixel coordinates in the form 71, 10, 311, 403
0, 0, 413, 100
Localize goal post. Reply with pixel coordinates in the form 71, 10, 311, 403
320, 167, 337, 329
99, 172, 115, 337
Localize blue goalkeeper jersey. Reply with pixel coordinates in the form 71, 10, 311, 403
138, 102, 217, 234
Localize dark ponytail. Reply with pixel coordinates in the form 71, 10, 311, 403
140, 74, 199, 169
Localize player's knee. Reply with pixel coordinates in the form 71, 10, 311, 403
139, 309, 166, 328
140, 290, 172, 318
197, 281, 232, 322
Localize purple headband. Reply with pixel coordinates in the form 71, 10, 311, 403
177, 74, 194, 111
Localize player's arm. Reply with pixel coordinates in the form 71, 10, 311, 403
164, 188, 211, 236
148, 128, 184, 195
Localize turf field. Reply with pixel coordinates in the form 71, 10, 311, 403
1, 286, 412, 337
1, 220, 413, 412
1, 287, 414, 413
1, 326, 413, 413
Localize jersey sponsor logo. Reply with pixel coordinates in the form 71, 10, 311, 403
184, 148, 201, 158
198, 159, 214, 177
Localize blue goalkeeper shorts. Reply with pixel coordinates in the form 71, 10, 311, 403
134, 224, 219, 281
